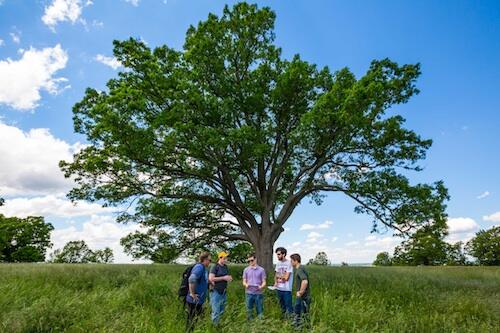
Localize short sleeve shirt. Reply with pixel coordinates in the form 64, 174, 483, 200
295, 265, 310, 299
186, 263, 208, 304
243, 265, 266, 294
210, 263, 229, 294
275, 259, 293, 291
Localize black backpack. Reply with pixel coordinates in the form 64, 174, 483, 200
178, 264, 195, 298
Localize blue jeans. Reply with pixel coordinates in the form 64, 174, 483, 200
210, 290, 227, 325
293, 297, 311, 326
276, 290, 293, 315
245, 293, 263, 320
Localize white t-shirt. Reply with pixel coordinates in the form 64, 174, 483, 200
275, 259, 293, 291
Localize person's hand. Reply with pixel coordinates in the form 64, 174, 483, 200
296, 291, 302, 298
243, 283, 248, 289
191, 293, 199, 303
224, 275, 233, 282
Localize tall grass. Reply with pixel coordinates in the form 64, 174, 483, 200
0, 264, 498, 332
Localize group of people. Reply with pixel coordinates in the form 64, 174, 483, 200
185, 247, 311, 331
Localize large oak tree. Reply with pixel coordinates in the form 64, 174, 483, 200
61, 3, 448, 271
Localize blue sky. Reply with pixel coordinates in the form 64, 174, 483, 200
0, 0, 499, 263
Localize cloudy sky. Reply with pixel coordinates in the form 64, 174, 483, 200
1, 0, 499, 263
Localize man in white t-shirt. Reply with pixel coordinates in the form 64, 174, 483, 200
273, 246, 294, 316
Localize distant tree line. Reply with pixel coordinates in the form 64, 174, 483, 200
2, 195, 497, 266
0, 197, 114, 263
50, 240, 114, 264
374, 223, 499, 266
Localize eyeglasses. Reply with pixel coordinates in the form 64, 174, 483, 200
247, 259, 255, 263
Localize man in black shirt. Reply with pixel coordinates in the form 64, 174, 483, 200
208, 251, 232, 325
290, 253, 311, 328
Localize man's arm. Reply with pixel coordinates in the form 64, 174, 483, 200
297, 279, 308, 297
282, 261, 293, 281
209, 274, 231, 283
188, 265, 201, 302
209, 266, 232, 283
188, 281, 197, 300
243, 277, 248, 289
259, 274, 267, 290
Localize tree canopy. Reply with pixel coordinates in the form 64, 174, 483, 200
308, 251, 330, 265
60, 3, 448, 270
392, 220, 449, 266
0, 214, 53, 262
50, 240, 114, 263
373, 252, 392, 266
466, 226, 500, 266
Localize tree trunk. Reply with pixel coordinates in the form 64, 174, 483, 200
253, 234, 275, 274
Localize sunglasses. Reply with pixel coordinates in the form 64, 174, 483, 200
247, 259, 255, 263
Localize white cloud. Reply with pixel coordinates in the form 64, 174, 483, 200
483, 212, 500, 222
446, 232, 476, 244
95, 54, 122, 70
124, 0, 140, 6
299, 224, 315, 230
0, 39, 4, 46
444, 217, 480, 244
477, 191, 490, 199
91, 19, 103, 28
364, 236, 399, 249
447, 217, 479, 234
305, 231, 323, 243
9, 31, 20, 44
0, 194, 114, 218
0, 121, 81, 196
299, 220, 333, 231
42, 0, 92, 31
50, 215, 147, 263
0, 44, 68, 110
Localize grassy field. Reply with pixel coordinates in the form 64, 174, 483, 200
0, 264, 499, 333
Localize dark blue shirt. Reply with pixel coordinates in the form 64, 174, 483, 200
210, 263, 229, 294
186, 263, 208, 304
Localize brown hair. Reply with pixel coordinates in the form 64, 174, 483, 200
199, 252, 211, 262
275, 247, 287, 255
290, 253, 301, 263
247, 253, 256, 259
